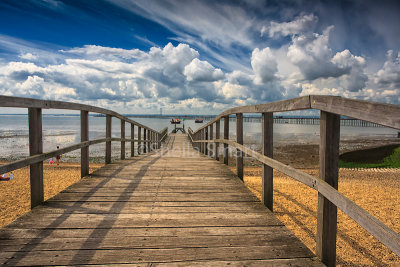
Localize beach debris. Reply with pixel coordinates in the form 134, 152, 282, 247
0, 172, 13, 181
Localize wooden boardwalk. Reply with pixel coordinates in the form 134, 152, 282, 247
0, 133, 322, 266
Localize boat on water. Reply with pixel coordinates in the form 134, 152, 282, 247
171, 118, 181, 124
195, 118, 203, 123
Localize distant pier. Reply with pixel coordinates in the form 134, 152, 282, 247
126, 114, 383, 127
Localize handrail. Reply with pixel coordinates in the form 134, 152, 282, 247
159, 127, 168, 142
0, 95, 165, 209
189, 95, 400, 265
0, 137, 159, 175
0, 95, 156, 131
195, 95, 400, 132
195, 138, 400, 256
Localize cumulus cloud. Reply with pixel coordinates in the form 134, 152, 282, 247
262, 14, 318, 38
184, 58, 224, 82
287, 26, 351, 80
375, 50, 400, 89
332, 49, 368, 91
251, 47, 278, 84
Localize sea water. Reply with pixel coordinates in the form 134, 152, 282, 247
0, 115, 398, 161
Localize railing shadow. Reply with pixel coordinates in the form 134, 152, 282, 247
1, 149, 162, 265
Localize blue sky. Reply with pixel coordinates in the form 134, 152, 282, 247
0, 0, 399, 114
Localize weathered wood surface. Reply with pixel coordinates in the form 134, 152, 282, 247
197, 138, 400, 256
0, 133, 320, 266
0, 95, 155, 131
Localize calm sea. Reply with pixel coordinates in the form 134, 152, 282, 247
0, 115, 398, 160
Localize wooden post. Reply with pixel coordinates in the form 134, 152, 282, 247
205, 128, 208, 156
262, 112, 273, 211
317, 111, 340, 267
81, 110, 89, 178
105, 115, 112, 164
236, 113, 243, 180
28, 108, 43, 208
150, 131, 154, 151
131, 124, 135, 157
209, 123, 213, 157
121, 120, 125, 160
223, 116, 229, 165
138, 126, 142, 155
215, 120, 220, 161
143, 129, 147, 153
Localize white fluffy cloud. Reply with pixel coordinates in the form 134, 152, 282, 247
251, 47, 278, 84
262, 14, 318, 38
332, 49, 368, 92
287, 26, 350, 80
375, 50, 400, 89
184, 58, 224, 82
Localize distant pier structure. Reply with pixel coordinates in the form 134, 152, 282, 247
128, 114, 383, 127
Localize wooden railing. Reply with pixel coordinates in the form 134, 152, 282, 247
188, 95, 400, 266
0, 95, 163, 208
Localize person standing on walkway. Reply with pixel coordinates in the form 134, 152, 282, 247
56, 146, 61, 165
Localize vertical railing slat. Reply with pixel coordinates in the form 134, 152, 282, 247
317, 111, 340, 267
121, 120, 125, 160
262, 112, 273, 211
209, 123, 213, 157
236, 113, 243, 180
223, 116, 229, 165
131, 124, 135, 157
81, 110, 89, 178
205, 127, 208, 156
105, 115, 112, 164
215, 120, 220, 161
138, 126, 142, 155
28, 107, 44, 208
144, 129, 147, 153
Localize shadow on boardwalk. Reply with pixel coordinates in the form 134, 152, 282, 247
0, 134, 322, 266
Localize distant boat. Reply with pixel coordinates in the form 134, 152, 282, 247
171, 118, 181, 124
195, 118, 203, 123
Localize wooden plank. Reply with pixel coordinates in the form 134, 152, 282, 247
207, 138, 400, 257
0, 138, 107, 175
223, 116, 229, 165
105, 115, 112, 164
236, 113, 243, 180
0, 95, 159, 133
0, 133, 321, 266
81, 110, 89, 178
154, 258, 323, 266
316, 111, 340, 266
121, 119, 125, 160
0, 226, 297, 239
0, 233, 302, 251
194, 95, 311, 133
262, 112, 273, 211
311, 95, 400, 129
28, 107, 43, 208
0, 245, 315, 266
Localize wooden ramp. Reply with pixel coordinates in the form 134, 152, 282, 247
0, 133, 322, 266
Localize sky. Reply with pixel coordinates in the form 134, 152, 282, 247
0, 0, 399, 114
